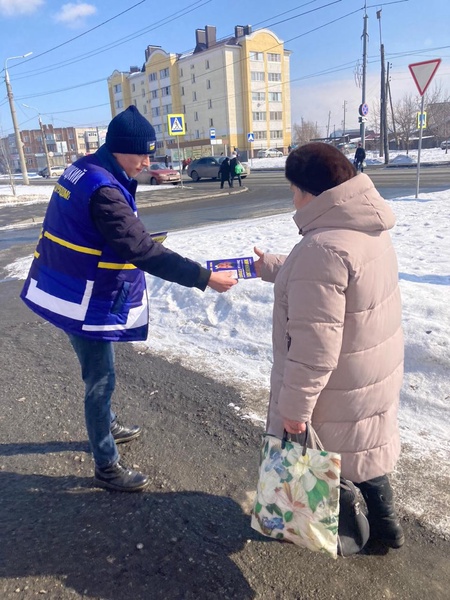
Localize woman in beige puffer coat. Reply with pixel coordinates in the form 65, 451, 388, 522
254, 142, 404, 549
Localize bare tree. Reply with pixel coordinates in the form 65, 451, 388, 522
368, 98, 381, 137
424, 83, 450, 148
391, 93, 417, 154
292, 119, 321, 145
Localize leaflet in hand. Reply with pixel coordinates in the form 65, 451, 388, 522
206, 257, 257, 279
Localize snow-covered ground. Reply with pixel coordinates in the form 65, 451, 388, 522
2, 151, 449, 538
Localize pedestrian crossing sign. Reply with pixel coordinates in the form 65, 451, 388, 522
247, 132, 254, 142
168, 114, 186, 136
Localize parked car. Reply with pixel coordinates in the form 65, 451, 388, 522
38, 165, 66, 178
187, 156, 250, 181
135, 163, 181, 185
440, 139, 450, 150
256, 148, 283, 158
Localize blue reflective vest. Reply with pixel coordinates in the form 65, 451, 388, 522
21, 154, 148, 342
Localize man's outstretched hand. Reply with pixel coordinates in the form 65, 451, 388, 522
207, 271, 238, 292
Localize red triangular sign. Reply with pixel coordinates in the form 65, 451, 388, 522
409, 59, 441, 96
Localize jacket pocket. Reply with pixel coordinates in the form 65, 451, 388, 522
285, 319, 291, 351
111, 281, 131, 315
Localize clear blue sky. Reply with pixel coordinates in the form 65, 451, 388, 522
1, 0, 449, 137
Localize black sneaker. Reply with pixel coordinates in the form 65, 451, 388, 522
94, 462, 149, 492
110, 420, 141, 444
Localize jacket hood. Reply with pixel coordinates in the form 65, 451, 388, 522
293, 174, 396, 235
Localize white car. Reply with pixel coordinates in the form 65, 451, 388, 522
257, 148, 283, 158
440, 139, 450, 150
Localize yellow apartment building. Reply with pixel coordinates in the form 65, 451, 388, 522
107, 24, 291, 160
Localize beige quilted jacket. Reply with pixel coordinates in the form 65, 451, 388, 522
261, 174, 403, 482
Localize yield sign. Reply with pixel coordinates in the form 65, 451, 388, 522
408, 59, 441, 96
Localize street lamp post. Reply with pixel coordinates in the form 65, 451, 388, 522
23, 104, 52, 176
4, 52, 33, 185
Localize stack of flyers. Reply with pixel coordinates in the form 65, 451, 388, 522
206, 256, 257, 279
150, 231, 168, 243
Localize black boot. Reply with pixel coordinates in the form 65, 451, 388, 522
358, 475, 405, 549
110, 420, 141, 444
95, 462, 149, 492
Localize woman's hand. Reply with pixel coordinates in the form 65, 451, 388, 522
283, 420, 306, 434
253, 246, 265, 278
207, 271, 238, 293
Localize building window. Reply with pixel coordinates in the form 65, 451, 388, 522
132, 83, 136, 92
181, 86, 184, 96
113, 84, 122, 93
267, 53, 281, 62
163, 104, 172, 115
115, 99, 124, 109
180, 68, 183, 77
151, 89, 158, 99
208, 99, 212, 109
143, 105, 148, 114
194, 112, 199, 121
252, 112, 266, 121
192, 91, 197, 101
254, 131, 267, 140
209, 118, 214, 127
133, 99, 137, 106
191, 73, 196, 83
251, 71, 265, 82
252, 92, 265, 102
270, 130, 283, 139
270, 111, 283, 120
269, 92, 282, 102
159, 67, 169, 78
268, 73, 282, 82
205, 59, 210, 69
191, 64, 195, 69
195, 130, 200, 139
206, 79, 211, 89
149, 72, 157, 82
250, 51, 263, 61
161, 86, 171, 97
152, 107, 160, 117
155, 124, 162, 133
141, 89, 145, 97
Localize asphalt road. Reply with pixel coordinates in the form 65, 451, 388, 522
1, 166, 450, 249
0, 169, 449, 599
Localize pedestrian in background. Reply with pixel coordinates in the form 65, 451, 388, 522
354, 143, 366, 172
253, 142, 404, 550
164, 154, 170, 167
230, 152, 243, 187
21, 106, 238, 493
219, 156, 232, 188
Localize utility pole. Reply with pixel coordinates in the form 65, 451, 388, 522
23, 104, 52, 175
360, 2, 368, 147
342, 100, 347, 141
4, 53, 33, 185
326, 111, 331, 140
386, 62, 399, 149
377, 9, 389, 164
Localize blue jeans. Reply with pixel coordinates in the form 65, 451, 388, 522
68, 334, 119, 469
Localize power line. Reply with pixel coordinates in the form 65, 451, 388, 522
1, 0, 148, 74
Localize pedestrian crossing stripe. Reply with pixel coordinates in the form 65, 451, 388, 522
168, 114, 186, 136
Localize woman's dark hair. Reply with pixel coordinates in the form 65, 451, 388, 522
285, 142, 357, 196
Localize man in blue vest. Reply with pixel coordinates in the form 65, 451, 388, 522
21, 106, 237, 492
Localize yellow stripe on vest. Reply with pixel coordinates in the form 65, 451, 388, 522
43, 231, 102, 256
98, 262, 137, 270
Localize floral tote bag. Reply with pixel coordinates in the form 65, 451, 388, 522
251, 427, 341, 558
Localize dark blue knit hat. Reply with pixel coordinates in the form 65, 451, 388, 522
105, 106, 156, 155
